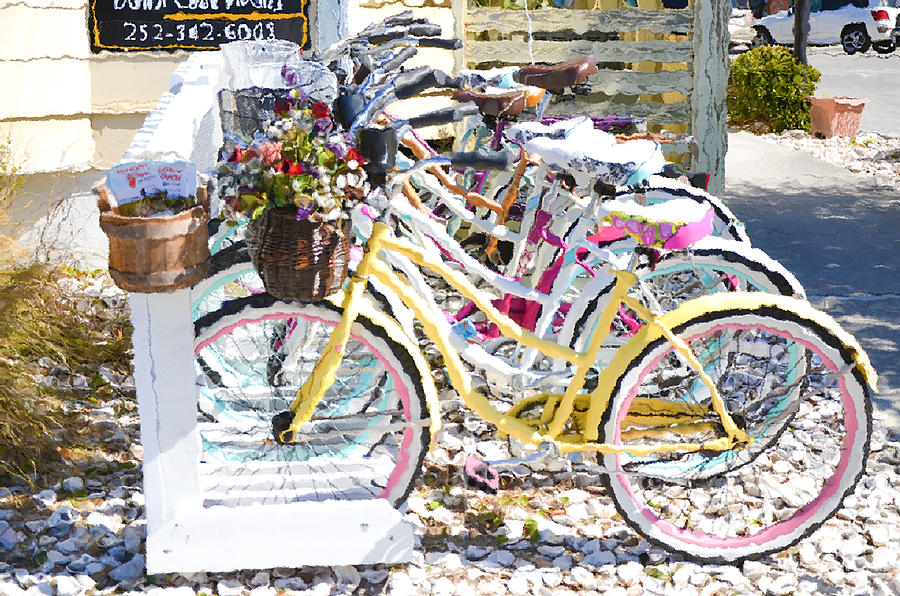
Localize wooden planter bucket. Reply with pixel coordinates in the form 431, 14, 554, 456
97, 186, 210, 293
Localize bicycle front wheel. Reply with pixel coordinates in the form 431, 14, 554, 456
600, 306, 871, 563
193, 295, 431, 508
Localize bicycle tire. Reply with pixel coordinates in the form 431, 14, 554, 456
617, 177, 750, 244
193, 294, 431, 508
600, 305, 871, 563
567, 241, 805, 351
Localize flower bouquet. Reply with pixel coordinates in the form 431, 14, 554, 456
216, 91, 370, 302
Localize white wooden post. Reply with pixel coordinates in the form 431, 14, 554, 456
691, 0, 730, 196
125, 51, 415, 574
314, 0, 352, 52
130, 290, 203, 534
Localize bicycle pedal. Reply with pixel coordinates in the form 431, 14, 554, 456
464, 454, 499, 493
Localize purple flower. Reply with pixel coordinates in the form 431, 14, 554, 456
296, 203, 314, 220
313, 119, 333, 135
325, 141, 347, 160
281, 64, 298, 87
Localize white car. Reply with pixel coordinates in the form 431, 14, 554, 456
751, 0, 900, 54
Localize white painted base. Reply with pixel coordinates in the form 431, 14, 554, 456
146, 500, 414, 574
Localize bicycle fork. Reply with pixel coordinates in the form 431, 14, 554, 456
275, 229, 385, 444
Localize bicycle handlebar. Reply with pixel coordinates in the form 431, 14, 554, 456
406, 103, 479, 129
394, 68, 463, 99
447, 151, 514, 172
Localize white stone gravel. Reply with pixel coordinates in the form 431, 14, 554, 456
762, 129, 900, 190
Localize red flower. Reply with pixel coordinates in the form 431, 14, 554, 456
273, 98, 293, 117
312, 102, 330, 120
228, 147, 243, 163
343, 147, 367, 166
280, 160, 305, 176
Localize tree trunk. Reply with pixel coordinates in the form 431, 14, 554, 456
793, 0, 810, 65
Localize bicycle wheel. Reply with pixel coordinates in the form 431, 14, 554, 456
567, 240, 805, 351
193, 294, 432, 508
618, 177, 749, 244
191, 241, 263, 320
633, 240, 805, 310
600, 306, 871, 563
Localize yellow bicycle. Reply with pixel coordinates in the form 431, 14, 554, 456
194, 150, 876, 564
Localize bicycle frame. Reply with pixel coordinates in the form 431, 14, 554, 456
280, 216, 751, 458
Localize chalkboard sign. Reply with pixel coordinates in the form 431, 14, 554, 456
88, 0, 310, 52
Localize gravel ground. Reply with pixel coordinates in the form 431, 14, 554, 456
2, 274, 900, 596
762, 129, 900, 191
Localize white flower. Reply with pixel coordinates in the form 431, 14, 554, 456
267, 126, 281, 140
318, 196, 337, 211
347, 159, 358, 170
324, 207, 341, 221
335, 174, 347, 189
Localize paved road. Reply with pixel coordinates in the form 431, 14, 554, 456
808, 47, 900, 138
724, 131, 900, 430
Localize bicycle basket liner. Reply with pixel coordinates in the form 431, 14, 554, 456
220, 41, 337, 102
218, 87, 292, 145
245, 207, 351, 302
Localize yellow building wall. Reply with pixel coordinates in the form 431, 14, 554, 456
1, 0, 462, 175
0, 0, 188, 174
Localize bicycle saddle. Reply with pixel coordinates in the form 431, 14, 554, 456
504, 116, 600, 146
599, 197, 714, 250
452, 88, 527, 118
514, 55, 598, 94
522, 127, 665, 187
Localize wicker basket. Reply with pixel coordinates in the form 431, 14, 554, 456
246, 207, 351, 302
97, 186, 210, 293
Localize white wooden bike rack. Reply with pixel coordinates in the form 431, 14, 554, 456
121, 50, 414, 574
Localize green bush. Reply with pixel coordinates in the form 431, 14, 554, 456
728, 46, 821, 133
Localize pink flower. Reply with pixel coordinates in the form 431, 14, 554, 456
259, 142, 283, 166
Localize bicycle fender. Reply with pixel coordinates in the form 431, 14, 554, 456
325, 290, 443, 441
616, 292, 878, 393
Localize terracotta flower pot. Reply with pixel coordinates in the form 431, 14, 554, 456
808, 97, 869, 139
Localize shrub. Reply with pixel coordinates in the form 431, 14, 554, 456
728, 46, 821, 133
0, 266, 132, 486
0, 137, 22, 213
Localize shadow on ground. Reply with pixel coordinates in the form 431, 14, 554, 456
725, 181, 900, 297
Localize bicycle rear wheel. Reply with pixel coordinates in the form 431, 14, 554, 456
600, 306, 871, 563
193, 295, 431, 508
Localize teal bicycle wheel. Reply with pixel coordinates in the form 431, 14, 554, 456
193, 296, 431, 508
